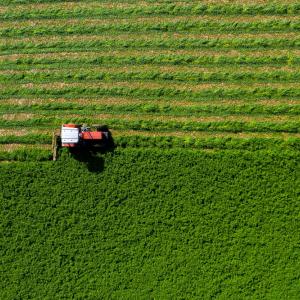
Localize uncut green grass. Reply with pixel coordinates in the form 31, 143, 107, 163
1, 148, 299, 298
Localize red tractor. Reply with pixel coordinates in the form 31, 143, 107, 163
52, 124, 109, 160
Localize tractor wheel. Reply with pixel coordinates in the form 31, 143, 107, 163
95, 125, 109, 132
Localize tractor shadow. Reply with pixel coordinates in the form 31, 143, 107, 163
69, 127, 115, 173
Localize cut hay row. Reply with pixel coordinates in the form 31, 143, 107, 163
1, 85, 300, 103
1, 65, 298, 74
110, 130, 300, 140
3, 31, 299, 43
2, 49, 300, 60
0, 113, 299, 134
1, 128, 300, 140
2, 15, 300, 28
1, 128, 300, 149
4, 97, 299, 106
0, 128, 50, 136
5, 80, 300, 90
2, 54, 300, 70
2, 112, 299, 122
1, 3, 300, 21
1, 69, 300, 84
1, 102, 299, 117
0, 143, 51, 151
1, 20, 300, 37
0, 1, 178, 11
2, 1, 299, 12
2, 36, 299, 55
0, 100, 300, 116
1, 0, 298, 8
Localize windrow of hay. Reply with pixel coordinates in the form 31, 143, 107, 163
1, 112, 298, 123
3, 97, 299, 107
0, 128, 299, 140
12, 80, 300, 91
1, 0, 298, 12
2, 15, 300, 28
110, 129, 300, 139
1, 64, 299, 74
3, 32, 300, 44
2, 49, 300, 60
0, 143, 50, 151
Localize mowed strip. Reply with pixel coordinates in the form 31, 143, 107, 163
0, 2, 209, 14
1, 2, 299, 21
110, 130, 300, 139
1, 0, 299, 12
1, 64, 299, 73
1, 82, 300, 103
0, 1, 167, 12
4, 80, 300, 90
0, 128, 50, 136
2, 55, 300, 70
1, 51, 300, 72
0, 143, 50, 151
1, 15, 300, 28
0, 113, 299, 134
2, 0, 299, 12
2, 49, 300, 59
1, 18, 300, 37
1, 112, 299, 123
2, 34, 299, 55
1, 128, 299, 140
1, 68, 300, 84
3, 31, 299, 42
3, 97, 299, 106
1, 100, 299, 117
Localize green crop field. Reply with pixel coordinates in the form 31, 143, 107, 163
0, 0, 299, 298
